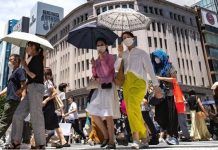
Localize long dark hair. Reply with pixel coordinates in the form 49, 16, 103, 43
96, 38, 109, 53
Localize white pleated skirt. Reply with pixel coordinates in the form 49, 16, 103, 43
86, 84, 121, 119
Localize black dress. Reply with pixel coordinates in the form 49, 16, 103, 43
43, 97, 59, 130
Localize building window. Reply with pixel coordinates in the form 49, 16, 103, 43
196, 46, 198, 55
122, 4, 127, 8
80, 15, 84, 22
188, 44, 190, 54
159, 9, 163, 16
178, 15, 181, 21
148, 37, 152, 47
154, 8, 158, 15
182, 59, 185, 68
164, 39, 167, 49
174, 14, 177, 20
202, 77, 205, 86
109, 5, 113, 10
102, 6, 107, 12
182, 16, 185, 23
175, 42, 177, 51
199, 61, 202, 71
162, 23, 166, 34
86, 77, 90, 84
185, 75, 188, 84
178, 58, 180, 68
82, 78, 85, 87
78, 79, 80, 88
194, 77, 196, 85
85, 13, 88, 20
115, 5, 120, 8
152, 22, 156, 31
149, 7, 153, 14
144, 6, 148, 13
157, 22, 161, 32
78, 62, 80, 72
160, 38, 163, 48
179, 43, 182, 52
186, 59, 189, 70
154, 37, 157, 48
129, 4, 134, 9
134, 36, 138, 46
170, 12, 173, 19
86, 49, 89, 53
183, 44, 186, 53
189, 76, 192, 85
147, 24, 150, 31
191, 60, 193, 70
96, 8, 100, 15
86, 59, 89, 70
82, 61, 84, 71
181, 75, 183, 83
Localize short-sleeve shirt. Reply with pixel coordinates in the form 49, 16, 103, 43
44, 80, 54, 96
68, 102, 78, 120
58, 92, 66, 101
27, 55, 44, 84
7, 67, 26, 101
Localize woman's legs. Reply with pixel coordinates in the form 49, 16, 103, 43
55, 128, 67, 144
105, 116, 115, 144
92, 115, 108, 140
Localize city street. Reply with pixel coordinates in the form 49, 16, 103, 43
46, 141, 218, 149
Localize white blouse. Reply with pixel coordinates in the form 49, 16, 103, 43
114, 47, 159, 87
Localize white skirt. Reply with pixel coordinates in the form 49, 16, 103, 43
86, 84, 121, 119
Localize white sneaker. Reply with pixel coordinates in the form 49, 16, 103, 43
131, 141, 140, 149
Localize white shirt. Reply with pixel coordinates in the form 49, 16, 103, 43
114, 47, 159, 87
68, 102, 78, 120
44, 80, 54, 96
58, 92, 66, 101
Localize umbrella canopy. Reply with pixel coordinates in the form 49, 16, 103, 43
211, 82, 218, 89
1, 31, 54, 50
97, 8, 151, 31
67, 22, 118, 49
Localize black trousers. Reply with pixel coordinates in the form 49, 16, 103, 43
142, 111, 158, 136
68, 119, 85, 140
155, 96, 178, 137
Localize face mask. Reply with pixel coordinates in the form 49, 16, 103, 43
155, 57, 161, 64
123, 38, 134, 47
8, 62, 14, 69
97, 46, 106, 53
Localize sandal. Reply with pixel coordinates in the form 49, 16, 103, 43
4, 143, 21, 149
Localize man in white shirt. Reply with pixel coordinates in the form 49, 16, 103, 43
64, 96, 86, 141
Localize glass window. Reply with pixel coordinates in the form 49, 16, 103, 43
129, 4, 134, 9
148, 37, 152, 47
164, 39, 167, 49
82, 61, 84, 71
170, 12, 173, 19
208, 48, 218, 58
96, 8, 100, 15
152, 22, 156, 31
175, 42, 177, 51
149, 7, 153, 14
109, 5, 113, 10
154, 37, 157, 48
196, 46, 198, 55
199, 61, 202, 71
194, 77, 196, 85
174, 14, 177, 20
144, 6, 148, 13
160, 38, 163, 48
157, 22, 161, 32
178, 58, 180, 68
85, 13, 88, 20
189, 76, 192, 85
191, 60, 193, 70
202, 77, 205, 86
182, 59, 185, 68
102, 6, 107, 12
115, 5, 120, 8
162, 23, 166, 34
186, 59, 189, 70
185, 75, 187, 84
122, 4, 127, 8
181, 75, 183, 83
159, 9, 163, 16
154, 8, 158, 15
86, 59, 89, 70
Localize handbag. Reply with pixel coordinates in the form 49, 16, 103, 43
101, 83, 112, 89
114, 60, 125, 87
54, 95, 64, 110
86, 78, 99, 90
55, 120, 72, 136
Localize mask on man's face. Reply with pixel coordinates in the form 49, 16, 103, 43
8, 61, 14, 69
97, 46, 106, 53
122, 38, 134, 47
155, 57, 161, 64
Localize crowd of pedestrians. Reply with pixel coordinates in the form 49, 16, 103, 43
0, 31, 217, 149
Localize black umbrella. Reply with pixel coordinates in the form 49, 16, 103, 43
67, 22, 118, 50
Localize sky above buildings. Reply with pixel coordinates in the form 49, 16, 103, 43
0, 0, 199, 38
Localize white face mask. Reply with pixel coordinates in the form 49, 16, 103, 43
97, 46, 106, 53
155, 57, 161, 64
8, 62, 14, 69
123, 38, 134, 47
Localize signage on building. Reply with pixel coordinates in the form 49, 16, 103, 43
201, 9, 218, 28
29, 2, 63, 36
